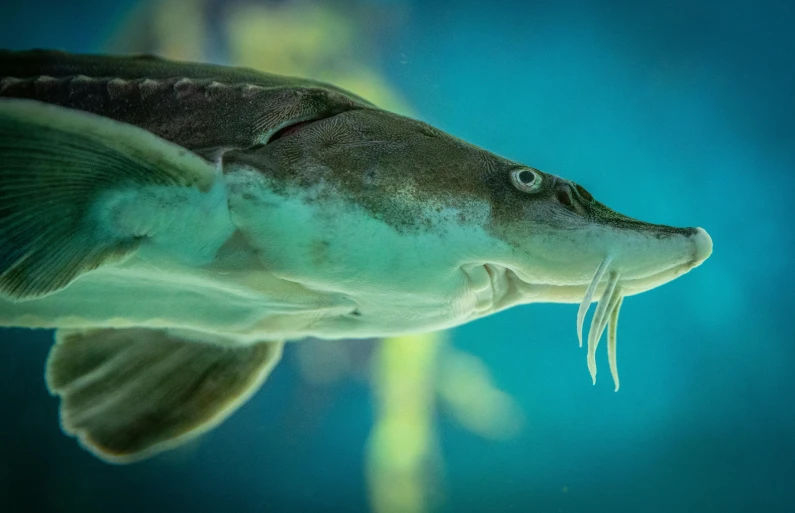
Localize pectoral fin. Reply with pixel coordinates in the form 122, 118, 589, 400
46, 328, 283, 463
0, 98, 221, 300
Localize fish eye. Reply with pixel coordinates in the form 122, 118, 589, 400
511, 168, 543, 193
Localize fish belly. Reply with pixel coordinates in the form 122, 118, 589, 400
0, 256, 356, 341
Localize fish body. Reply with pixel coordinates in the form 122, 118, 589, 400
0, 50, 712, 462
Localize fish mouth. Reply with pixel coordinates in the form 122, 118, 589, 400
477, 226, 712, 392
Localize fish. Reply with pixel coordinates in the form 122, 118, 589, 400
0, 49, 712, 463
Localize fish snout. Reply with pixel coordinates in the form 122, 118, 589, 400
610, 224, 712, 295
686, 227, 713, 268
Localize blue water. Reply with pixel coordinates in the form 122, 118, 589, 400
1, 1, 793, 512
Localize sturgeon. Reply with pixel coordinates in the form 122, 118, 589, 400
0, 50, 712, 463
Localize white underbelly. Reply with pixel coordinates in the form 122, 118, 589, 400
0, 255, 358, 341
0, 254, 476, 342
0, 258, 477, 342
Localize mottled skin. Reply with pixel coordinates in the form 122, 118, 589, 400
0, 49, 370, 158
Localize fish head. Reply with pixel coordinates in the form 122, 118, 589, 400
479, 166, 713, 304
225, 107, 711, 307
223, 106, 711, 383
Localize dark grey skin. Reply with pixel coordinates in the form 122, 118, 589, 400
0, 50, 690, 237
0, 50, 712, 462
0, 49, 371, 158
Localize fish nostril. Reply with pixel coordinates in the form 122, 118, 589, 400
556, 187, 574, 207
575, 184, 594, 203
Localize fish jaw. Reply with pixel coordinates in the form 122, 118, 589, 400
527, 226, 711, 303
459, 223, 712, 314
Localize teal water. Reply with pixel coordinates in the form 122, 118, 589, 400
1, 1, 793, 512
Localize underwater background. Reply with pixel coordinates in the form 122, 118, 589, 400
1, 0, 793, 512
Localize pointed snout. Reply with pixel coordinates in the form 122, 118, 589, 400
684, 226, 713, 271
573, 191, 713, 294
677, 228, 712, 275
503, 171, 713, 298
606, 224, 713, 297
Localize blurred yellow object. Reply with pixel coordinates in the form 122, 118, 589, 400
225, 2, 410, 114
367, 332, 442, 513
154, 0, 206, 61
438, 349, 525, 439
367, 334, 524, 513
225, 3, 354, 77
